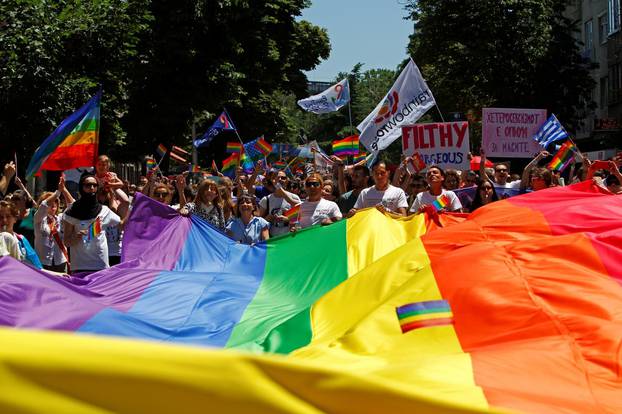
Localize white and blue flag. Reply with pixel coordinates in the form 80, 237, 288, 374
532, 114, 568, 147
297, 78, 350, 114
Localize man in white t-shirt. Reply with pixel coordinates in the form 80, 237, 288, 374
349, 162, 408, 217
478, 148, 521, 189
293, 173, 341, 229
259, 171, 302, 237
409, 166, 462, 214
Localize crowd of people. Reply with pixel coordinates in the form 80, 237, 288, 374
0, 149, 620, 276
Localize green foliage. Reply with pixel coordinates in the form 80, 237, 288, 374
405, 0, 595, 148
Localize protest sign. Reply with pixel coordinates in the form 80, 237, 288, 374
402, 122, 470, 170
482, 108, 546, 158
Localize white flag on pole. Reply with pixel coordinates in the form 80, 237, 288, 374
297, 78, 350, 114
358, 58, 436, 152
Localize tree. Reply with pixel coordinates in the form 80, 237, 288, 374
405, 0, 595, 147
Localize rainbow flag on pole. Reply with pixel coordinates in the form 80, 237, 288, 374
156, 144, 167, 158
226, 142, 243, 153
146, 158, 157, 171
332, 135, 359, 157
26, 91, 101, 178
548, 140, 577, 171
1, 183, 622, 413
221, 153, 239, 177
254, 137, 273, 156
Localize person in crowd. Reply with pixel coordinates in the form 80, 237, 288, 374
62, 173, 121, 274
226, 192, 270, 244
479, 148, 521, 189
10, 180, 36, 246
219, 184, 235, 223
349, 162, 408, 217
443, 169, 461, 191
96, 180, 131, 267
0, 199, 42, 268
294, 173, 342, 229
95, 155, 124, 190
34, 176, 75, 272
179, 178, 226, 230
0, 230, 20, 260
586, 159, 622, 194
259, 170, 301, 237
322, 182, 338, 202
469, 180, 500, 212
406, 174, 428, 207
409, 166, 462, 214
460, 170, 478, 188
151, 182, 174, 205
336, 164, 370, 215
0, 161, 16, 197
519, 151, 551, 191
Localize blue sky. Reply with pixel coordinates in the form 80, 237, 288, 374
301, 0, 414, 82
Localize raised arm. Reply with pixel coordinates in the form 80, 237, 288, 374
520, 151, 549, 190
0, 162, 16, 196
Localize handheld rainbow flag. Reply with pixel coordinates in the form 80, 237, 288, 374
210, 159, 219, 173
189, 164, 201, 173
26, 91, 101, 178
548, 140, 577, 172
273, 160, 287, 169
85, 217, 102, 242
396, 300, 454, 333
221, 153, 239, 177
226, 142, 243, 153
432, 194, 450, 211
146, 158, 157, 171
353, 152, 368, 163
254, 137, 273, 156
283, 204, 301, 223
156, 144, 167, 158
332, 135, 359, 157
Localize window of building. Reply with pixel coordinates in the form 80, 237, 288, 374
601, 77, 608, 109
609, 0, 621, 34
599, 13, 609, 44
585, 20, 594, 53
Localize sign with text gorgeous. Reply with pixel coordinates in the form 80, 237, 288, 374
482, 108, 546, 158
402, 122, 470, 170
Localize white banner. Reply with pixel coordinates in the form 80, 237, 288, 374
297, 79, 350, 114
358, 59, 435, 152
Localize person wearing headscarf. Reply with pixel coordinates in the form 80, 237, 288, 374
62, 172, 120, 274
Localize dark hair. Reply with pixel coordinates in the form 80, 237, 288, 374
353, 164, 370, 176
531, 167, 552, 187
470, 180, 499, 211
427, 165, 445, 177
606, 174, 620, 187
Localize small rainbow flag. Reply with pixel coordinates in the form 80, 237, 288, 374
254, 137, 273, 156
86, 217, 102, 242
283, 204, 301, 223
156, 144, 167, 158
353, 152, 367, 163
211, 159, 219, 173
273, 160, 287, 169
226, 142, 243, 153
222, 153, 239, 177
432, 194, 450, 211
332, 135, 359, 157
548, 140, 577, 172
146, 158, 157, 171
396, 300, 454, 333
189, 164, 201, 173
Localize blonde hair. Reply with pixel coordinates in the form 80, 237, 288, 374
195, 179, 223, 209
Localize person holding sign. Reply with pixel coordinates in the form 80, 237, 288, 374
349, 162, 408, 217
409, 166, 462, 214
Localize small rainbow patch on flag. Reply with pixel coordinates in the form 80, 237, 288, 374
353, 152, 367, 163
156, 144, 167, 158
222, 153, 239, 176
332, 135, 359, 157
189, 164, 201, 173
146, 158, 157, 170
254, 137, 273, 156
396, 300, 454, 333
86, 218, 102, 242
432, 194, 450, 211
226, 142, 243, 153
283, 204, 301, 223
273, 160, 287, 169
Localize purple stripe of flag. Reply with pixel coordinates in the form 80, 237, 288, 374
396, 300, 450, 316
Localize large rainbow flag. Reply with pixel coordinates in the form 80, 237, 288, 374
0, 182, 621, 413
26, 91, 101, 178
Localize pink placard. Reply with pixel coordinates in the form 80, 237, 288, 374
482, 108, 546, 158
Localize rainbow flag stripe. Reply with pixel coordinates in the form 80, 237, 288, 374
332, 135, 359, 156
156, 144, 167, 157
226, 142, 242, 153
255, 137, 273, 156
283, 204, 300, 222
396, 300, 453, 333
86, 218, 102, 241
189, 164, 201, 173
221, 153, 238, 176
273, 160, 287, 169
353, 152, 367, 163
1, 182, 621, 413
26, 91, 101, 177
146, 158, 157, 170
548, 140, 576, 171
432, 194, 450, 211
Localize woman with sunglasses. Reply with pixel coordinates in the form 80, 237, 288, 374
226, 193, 269, 244
62, 173, 121, 274
179, 179, 226, 230
469, 180, 499, 212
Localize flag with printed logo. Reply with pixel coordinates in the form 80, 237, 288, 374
297, 78, 350, 114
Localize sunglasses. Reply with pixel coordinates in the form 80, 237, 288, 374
305, 181, 321, 188
495, 168, 508, 173
82, 183, 98, 188
154, 192, 169, 198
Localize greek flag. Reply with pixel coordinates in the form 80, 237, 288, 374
532, 114, 568, 147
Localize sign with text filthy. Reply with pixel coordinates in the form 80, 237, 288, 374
482, 108, 546, 158
402, 122, 470, 170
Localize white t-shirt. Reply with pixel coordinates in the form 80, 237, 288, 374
259, 191, 301, 236
34, 200, 69, 266
495, 179, 521, 189
409, 189, 462, 213
353, 185, 408, 213
0, 232, 21, 260
298, 198, 342, 229
63, 206, 121, 271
